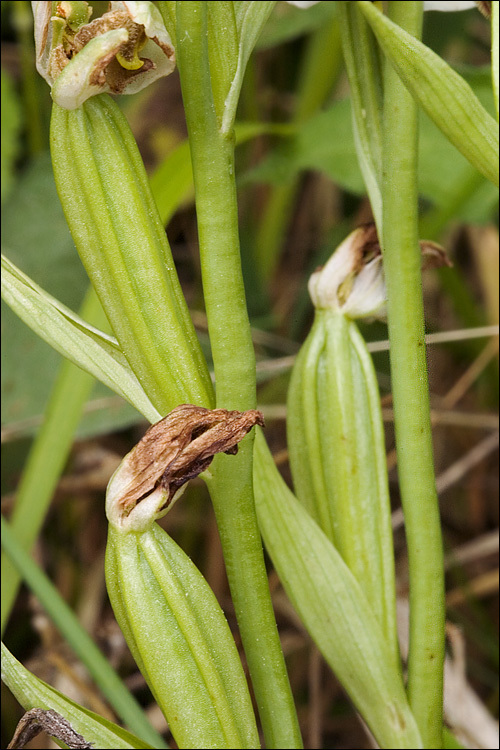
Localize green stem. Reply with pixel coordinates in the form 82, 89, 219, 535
381, 3, 445, 747
174, 3, 302, 747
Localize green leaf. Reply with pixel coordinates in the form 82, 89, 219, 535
492, 0, 499, 119
253, 431, 423, 750
242, 87, 498, 224
222, 1, 277, 133
0, 67, 22, 203
1, 517, 167, 748
241, 98, 364, 192
106, 523, 260, 750
358, 0, 499, 186
1, 254, 161, 425
1, 643, 154, 750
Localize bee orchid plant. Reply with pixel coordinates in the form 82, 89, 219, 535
2, 2, 497, 749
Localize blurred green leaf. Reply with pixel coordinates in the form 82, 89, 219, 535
256, 0, 338, 49
243, 67, 498, 224
1, 67, 22, 203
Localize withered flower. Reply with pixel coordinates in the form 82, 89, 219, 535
33, 1, 175, 109
308, 223, 451, 320
106, 404, 264, 532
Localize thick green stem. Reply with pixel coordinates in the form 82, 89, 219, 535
174, 3, 302, 747
382, 3, 445, 747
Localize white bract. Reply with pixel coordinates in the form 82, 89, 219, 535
32, 1, 175, 109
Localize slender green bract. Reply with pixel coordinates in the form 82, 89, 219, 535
337, 1, 383, 232
50, 95, 214, 414
287, 309, 399, 670
253, 431, 422, 750
106, 523, 260, 750
1, 643, 153, 750
380, 3, 445, 746
358, 0, 499, 186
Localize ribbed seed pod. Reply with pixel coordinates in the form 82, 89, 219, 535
50, 94, 214, 413
287, 225, 399, 666
106, 524, 259, 750
105, 405, 263, 749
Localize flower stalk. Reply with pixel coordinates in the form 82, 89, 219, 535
174, 3, 302, 747
381, 3, 445, 746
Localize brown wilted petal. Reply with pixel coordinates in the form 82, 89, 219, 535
309, 223, 452, 320
106, 404, 264, 532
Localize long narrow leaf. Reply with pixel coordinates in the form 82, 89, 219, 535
358, 0, 499, 186
1, 254, 160, 424
1, 517, 166, 748
1, 644, 153, 750
253, 431, 422, 749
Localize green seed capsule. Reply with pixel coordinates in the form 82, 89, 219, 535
106, 524, 260, 750
104, 405, 263, 749
287, 225, 399, 666
50, 95, 214, 414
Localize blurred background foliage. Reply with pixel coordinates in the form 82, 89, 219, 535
1, 2, 498, 747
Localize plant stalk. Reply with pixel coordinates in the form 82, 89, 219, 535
174, 3, 302, 747
381, 3, 445, 747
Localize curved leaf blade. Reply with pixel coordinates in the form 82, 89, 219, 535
1, 254, 160, 424
358, 0, 499, 186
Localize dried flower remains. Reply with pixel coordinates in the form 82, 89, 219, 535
106, 404, 264, 531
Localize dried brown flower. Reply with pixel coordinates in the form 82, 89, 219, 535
106, 404, 264, 531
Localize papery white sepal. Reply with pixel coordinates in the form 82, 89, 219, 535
308, 225, 386, 320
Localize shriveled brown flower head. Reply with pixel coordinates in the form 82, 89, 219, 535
106, 404, 264, 531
